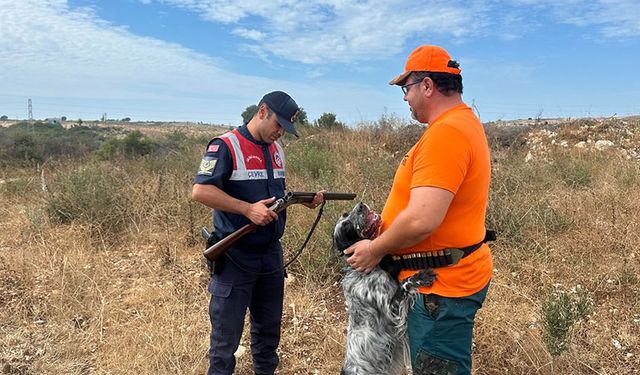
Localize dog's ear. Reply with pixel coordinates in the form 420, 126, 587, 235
334, 220, 359, 252
333, 235, 343, 256
333, 221, 345, 251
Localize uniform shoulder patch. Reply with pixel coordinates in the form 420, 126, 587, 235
197, 157, 217, 176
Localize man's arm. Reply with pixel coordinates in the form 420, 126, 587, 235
344, 186, 454, 273
191, 183, 278, 226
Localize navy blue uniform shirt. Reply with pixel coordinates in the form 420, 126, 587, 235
194, 126, 286, 250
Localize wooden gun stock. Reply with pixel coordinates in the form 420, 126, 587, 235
203, 191, 356, 261
203, 223, 257, 261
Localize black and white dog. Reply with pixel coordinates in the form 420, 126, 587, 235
334, 203, 436, 375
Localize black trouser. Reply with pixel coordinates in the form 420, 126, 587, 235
207, 245, 285, 375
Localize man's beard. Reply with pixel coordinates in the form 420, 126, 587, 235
410, 106, 418, 121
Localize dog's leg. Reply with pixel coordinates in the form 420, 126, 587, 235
401, 268, 436, 292
389, 268, 436, 319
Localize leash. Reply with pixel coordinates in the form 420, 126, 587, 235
223, 200, 327, 276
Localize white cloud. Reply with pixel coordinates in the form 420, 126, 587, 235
508, 0, 640, 38
306, 68, 327, 79
155, 0, 484, 64
560, 1, 640, 38
232, 28, 266, 41
151, 0, 640, 65
238, 44, 273, 65
0, 0, 394, 122
2, 0, 637, 123
0, 0, 246, 97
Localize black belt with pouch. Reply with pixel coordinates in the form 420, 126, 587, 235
391, 230, 496, 270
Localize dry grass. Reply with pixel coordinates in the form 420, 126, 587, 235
2, 117, 640, 374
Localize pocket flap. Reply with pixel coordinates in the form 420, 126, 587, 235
208, 280, 232, 298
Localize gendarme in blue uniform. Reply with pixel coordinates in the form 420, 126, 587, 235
195, 124, 288, 375
195, 124, 287, 249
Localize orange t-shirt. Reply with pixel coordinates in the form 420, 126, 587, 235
380, 103, 493, 297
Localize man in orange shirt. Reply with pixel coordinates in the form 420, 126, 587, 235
344, 45, 493, 375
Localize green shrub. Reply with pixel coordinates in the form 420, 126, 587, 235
0, 177, 36, 197
551, 158, 592, 189
13, 131, 42, 162
487, 149, 579, 253
541, 286, 591, 356
241, 105, 258, 124
97, 130, 154, 160
314, 112, 344, 129
155, 131, 202, 155
0, 122, 106, 164
614, 164, 638, 190
287, 142, 336, 185
294, 108, 309, 127
96, 138, 121, 160
123, 130, 153, 156
45, 165, 130, 240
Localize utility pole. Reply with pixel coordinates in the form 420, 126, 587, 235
28, 98, 33, 121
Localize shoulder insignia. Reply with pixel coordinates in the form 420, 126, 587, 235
197, 157, 217, 176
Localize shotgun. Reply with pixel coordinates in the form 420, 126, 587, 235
203, 191, 356, 261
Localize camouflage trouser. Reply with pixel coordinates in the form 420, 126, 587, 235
408, 282, 490, 375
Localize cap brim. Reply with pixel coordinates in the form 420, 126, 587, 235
276, 115, 299, 137
389, 71, 412, 85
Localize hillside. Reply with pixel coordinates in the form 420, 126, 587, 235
1, 116, 640, 374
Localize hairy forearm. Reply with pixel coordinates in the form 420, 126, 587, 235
369, 186, 454, 257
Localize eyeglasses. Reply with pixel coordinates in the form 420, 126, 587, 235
401, 79, 423, 95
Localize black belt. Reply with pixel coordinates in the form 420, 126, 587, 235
391, 230, 496, 269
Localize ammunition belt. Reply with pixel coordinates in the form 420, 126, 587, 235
392, 230, 496, 269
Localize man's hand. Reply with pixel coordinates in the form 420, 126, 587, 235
245, 197, 279, 225
302, 190, 325, 209
344, 239, 383, 274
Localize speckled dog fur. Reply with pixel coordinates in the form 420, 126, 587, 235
334, 203, 435, 375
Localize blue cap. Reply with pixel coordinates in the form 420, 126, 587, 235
261, 91, 300, 137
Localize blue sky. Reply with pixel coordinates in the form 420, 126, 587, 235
1, 0, 639, 125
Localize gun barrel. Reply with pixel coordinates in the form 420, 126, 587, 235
202, 191, 356, 262
323, 192, 357, 200
287, 191, 356, 201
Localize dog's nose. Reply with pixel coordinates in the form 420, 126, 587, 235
357, 203, 369, 215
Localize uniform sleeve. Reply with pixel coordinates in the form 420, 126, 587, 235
193, 139, 232, 188
411, 125, 471, 194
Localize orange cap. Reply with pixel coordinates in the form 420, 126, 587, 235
389, 45, 461, 85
